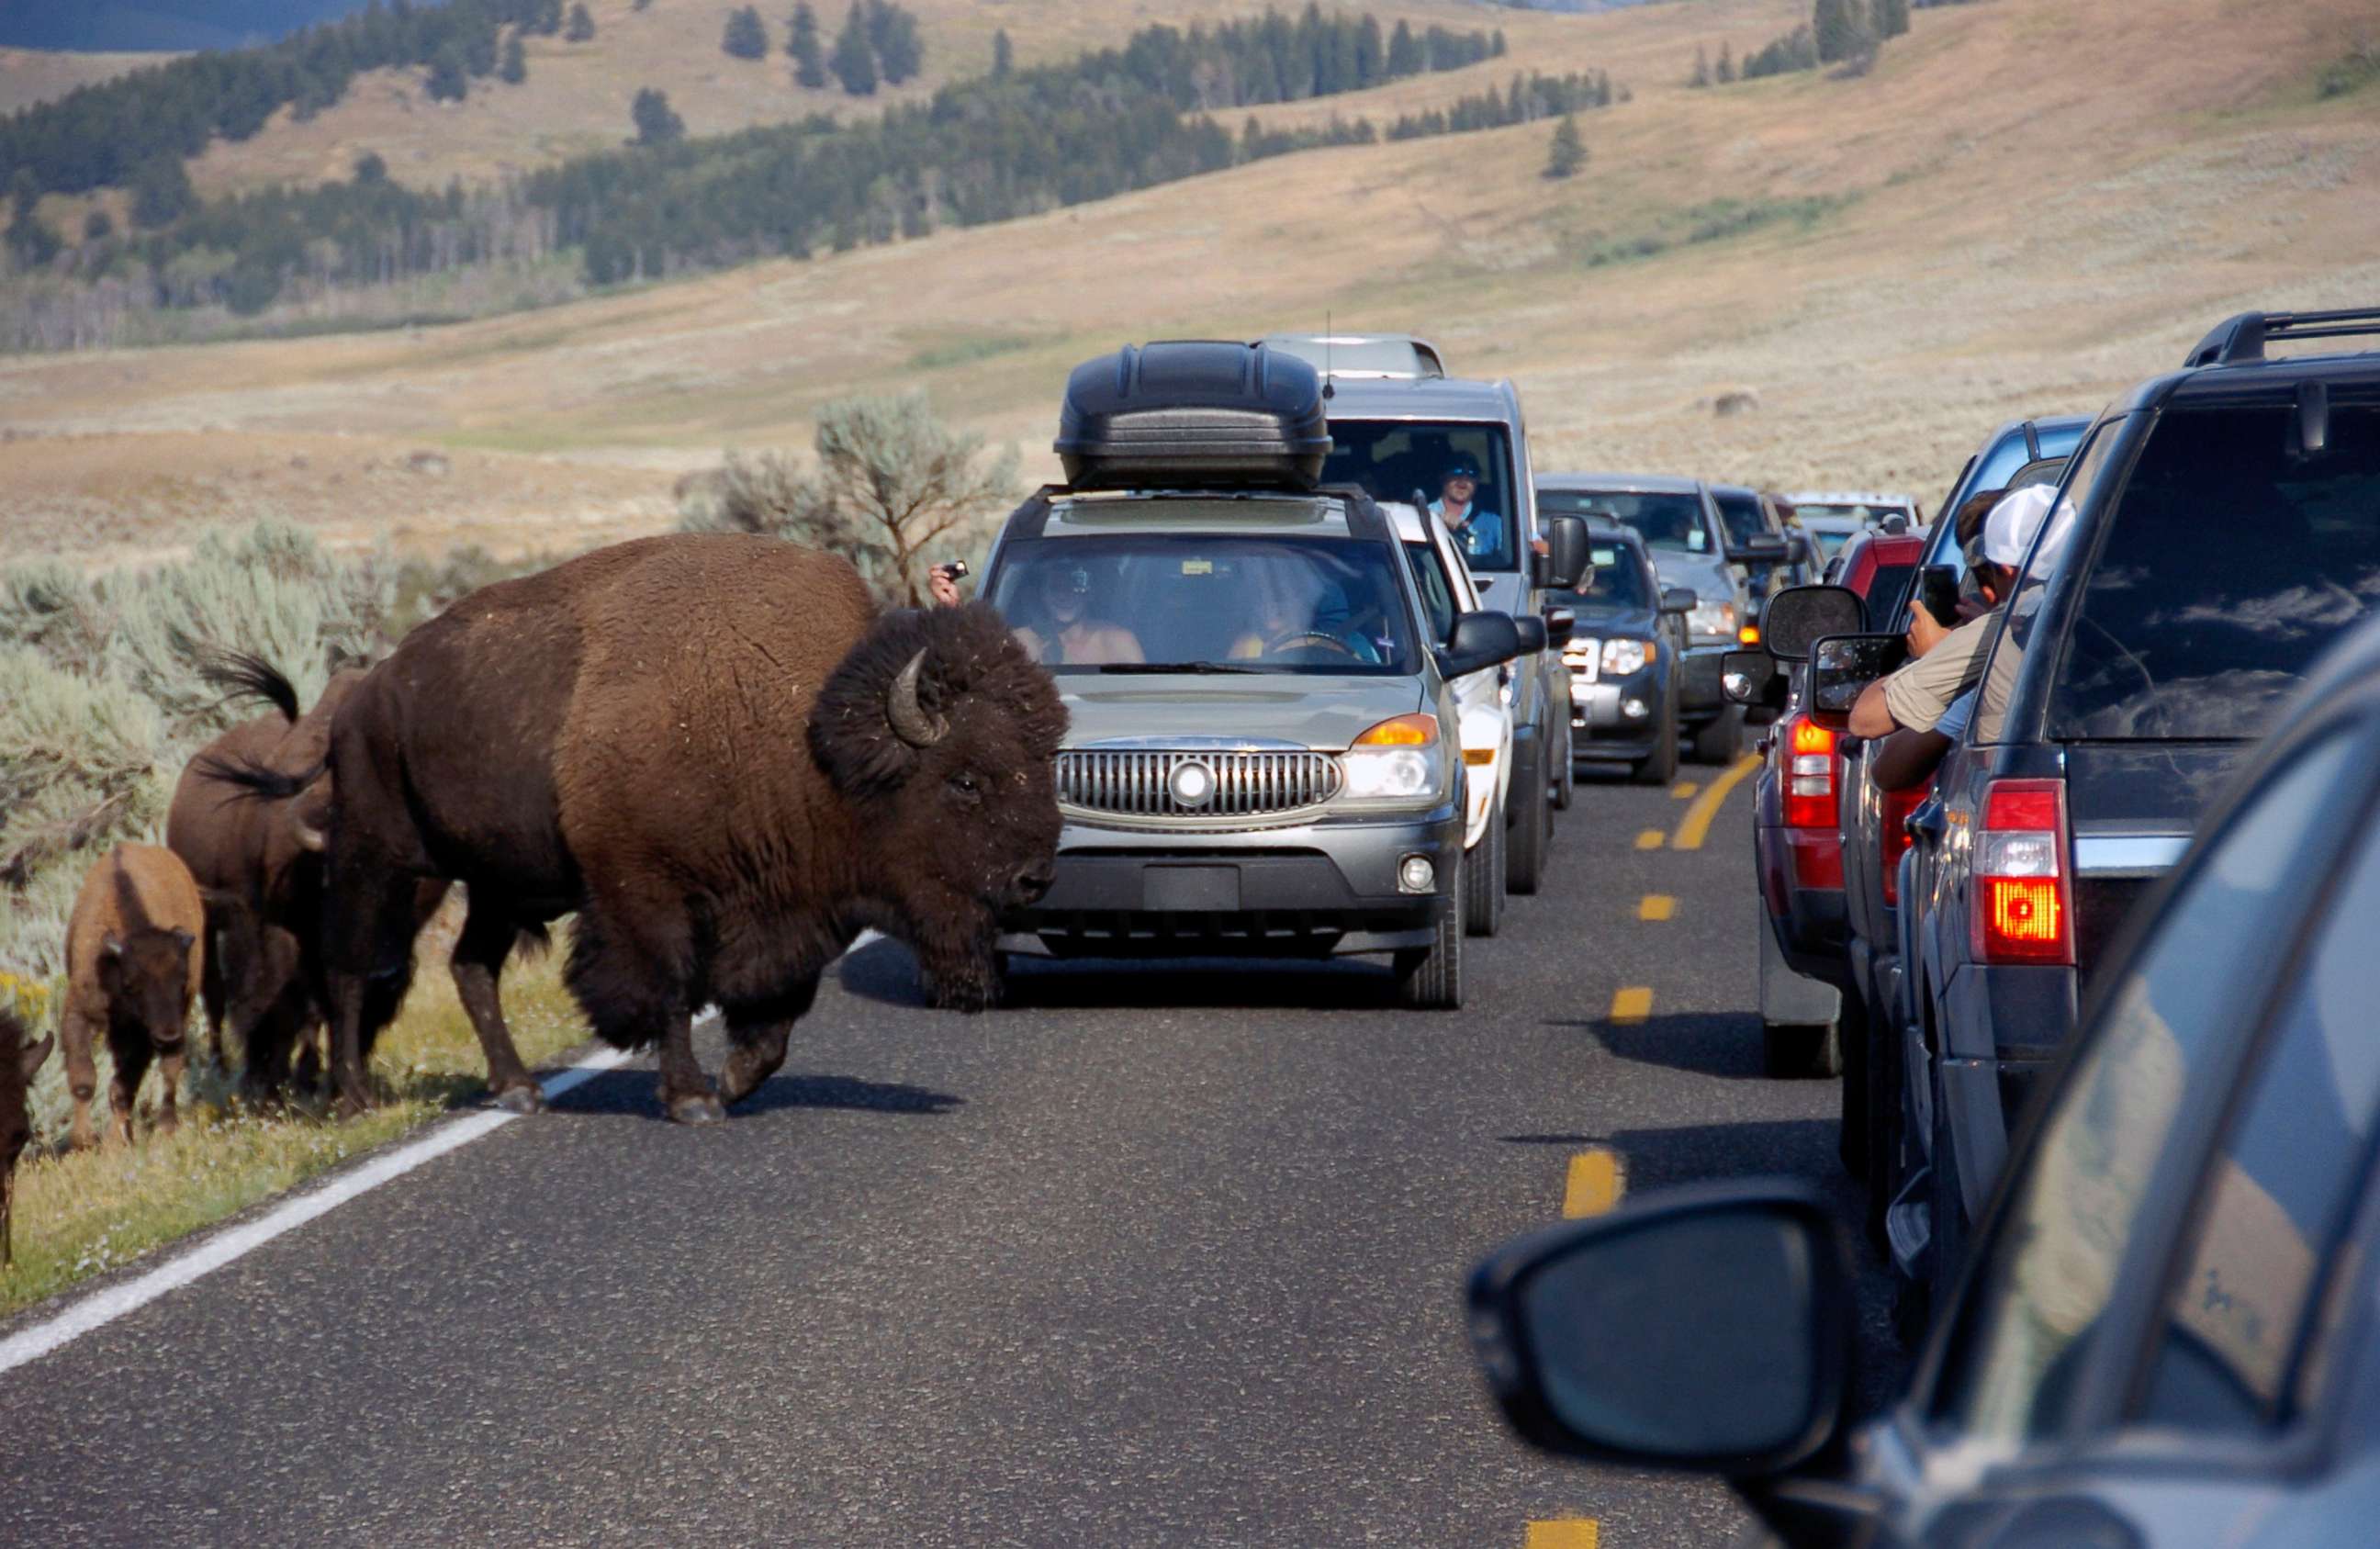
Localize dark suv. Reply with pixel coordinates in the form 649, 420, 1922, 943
1822, 309, 2380, 1303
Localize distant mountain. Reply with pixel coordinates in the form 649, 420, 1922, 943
0, 2, 368, 53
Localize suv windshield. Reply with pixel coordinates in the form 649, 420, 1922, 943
1575, 541, 1651, 609
2049, 401, 2380, 739
1321, 421, 1519, 572
1710, 490, 1768, 548
1541, 490, 1714, 557
987, 533, 1419, 675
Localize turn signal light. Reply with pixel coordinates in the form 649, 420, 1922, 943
1782, 714, 1836, 829
1354, 713, 1439, 747
1972, 778, 2074, 965
1739, 623, 1761, 645
1463, 747, 1495, 767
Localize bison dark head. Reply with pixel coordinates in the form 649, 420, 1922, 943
809, 601, 1066, 1010
2, 1008, 56, 1265
97, 928, 197, 1053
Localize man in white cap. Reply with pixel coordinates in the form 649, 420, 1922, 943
1849, 485, 2064, 740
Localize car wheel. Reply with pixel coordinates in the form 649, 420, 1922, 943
1552, 714, 1576, 812
1691, 703, 1744, 765
1464, 802, 1505, 937
1504, 750, 1548, 896
1393, 857, 1465, 1010
1632, 685, 1679, 785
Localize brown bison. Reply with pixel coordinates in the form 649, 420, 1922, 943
170, 657, 443, 1096
62, 845, 206, 1149
2, 1007, 56, 1265
214, 534, 1064, 1125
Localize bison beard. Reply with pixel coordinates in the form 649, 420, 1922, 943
208, 536, 1063, 1125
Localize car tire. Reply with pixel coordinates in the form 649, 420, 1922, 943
1464, 802, 1505, 937
1393, 859, 1465, 1010
1552, 714, 1576, 812
1632, 687, 1679, 785
1761, 1017, 1840, 1079
1505, 749, 1548, 896
1691, 703, 1744, 765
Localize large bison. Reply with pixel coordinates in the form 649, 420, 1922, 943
170, 657, 443, 1095
2, 1006, 56, 1264
216, 534, 1064, 1125
61, 845, 206, 1149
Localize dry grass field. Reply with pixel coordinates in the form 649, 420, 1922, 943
2, 0, 2375, 569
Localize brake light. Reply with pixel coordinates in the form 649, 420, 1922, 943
1782, 715, 1836, 828
1971, 779, 2073, 965
1880, 779, 1931, 905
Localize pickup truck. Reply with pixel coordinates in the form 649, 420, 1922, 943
1814, 309, 2380, 1309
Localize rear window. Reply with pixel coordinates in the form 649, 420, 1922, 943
1711, 491, 1767, 547
1573, 542, 1651, 609
2050, 402, 2380, 739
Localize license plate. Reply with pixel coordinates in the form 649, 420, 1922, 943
1143, 866, 1241, 912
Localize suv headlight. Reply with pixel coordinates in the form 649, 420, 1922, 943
1686, 600, 1738, 641
1341, 713, 1445, 804
1600, 637, 1653, 676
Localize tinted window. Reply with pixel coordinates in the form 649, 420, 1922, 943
1573, 543, 1651, 609
1322, 422, 1519, 572
1970, 419, 2125, 744
1404, 541, 1458, 644
2136, 785, 2380, 1433
1542, 491, 1713, 556
987, 534, 1419, 674
1712, 491, 1768, 547
1929, 735, 2353, 1445
2050, 403, 2380, 739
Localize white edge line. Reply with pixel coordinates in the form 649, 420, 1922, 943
0, 1044, 635, 1375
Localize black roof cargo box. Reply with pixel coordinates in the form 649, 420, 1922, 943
1056, 341, 1331, 490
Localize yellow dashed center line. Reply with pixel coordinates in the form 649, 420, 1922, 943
1671, 780, 1699, 800
1633, 829, 1665, 850
1672, 752, 1760, 850
1638, 894, 1675, 921
1609, 986, 1653, 1024
1563, 1146, 1626, 1218
1526, 1518, 1601, 1549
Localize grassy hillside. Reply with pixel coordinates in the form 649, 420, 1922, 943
3, 0, 2375, 567
0, 46, 160, 114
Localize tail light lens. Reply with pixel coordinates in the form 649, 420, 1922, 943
1971, 779, 2073, 965
1880, 778, 1932, 906
1782, 715, 1836, 829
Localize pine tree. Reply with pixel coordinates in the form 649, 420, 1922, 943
1872, 0, 1910, 39
830, 2, 877, 94
1715, 41, 1734, 84
565, 4, 595, 42
1386, 19, 1421, 77
463, 12, 500, 76
631, 86, 685, 144
129, 154, 196, 228
354, 150, 388, 183
1690, 43, 1710, 87
531, 0, 563, 36
500, 31, 527, 82
1491, 28, 1507, 58
425, 41, 469, 101
1543, 112, 1584, 180
874, 3, 923, 84
723, 6, 769, 60
991, 27, 1012, 80
1813, 0, 1871, 64
790, 4, 825, 84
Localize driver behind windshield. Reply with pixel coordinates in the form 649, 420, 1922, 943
1229, 562, 1386, 664
1429, 455, 1510, 568
1011, 560, 1144, 666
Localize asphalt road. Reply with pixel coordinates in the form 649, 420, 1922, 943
0, 757, 1897, 1547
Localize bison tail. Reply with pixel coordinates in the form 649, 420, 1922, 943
200, 649, 304, 724
194, 751, 329, 804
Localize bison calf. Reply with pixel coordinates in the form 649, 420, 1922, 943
62, 846, 205, 1150
2, 1007, 56, 1265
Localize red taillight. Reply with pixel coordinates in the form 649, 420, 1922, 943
1971, 778, 2073, 965
1782, 714, 1836, 828
1880, 778, 1931, 906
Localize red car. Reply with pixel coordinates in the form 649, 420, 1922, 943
1748, 527, 1923, 1077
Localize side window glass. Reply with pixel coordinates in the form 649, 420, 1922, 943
2134, 786, 2380, 1433
1405, 544, 1456, 644
1928, 733, 2354, 1445
1970, 419, 2123, 743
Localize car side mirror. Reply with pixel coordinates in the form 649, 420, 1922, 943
1468, 1182, 1855, 1477
1786, 533, 1809, 566
1511, 613, 1549, 655
1543, 515, 1591, 591
1529, 549, 1554, 589
1542, 606, 1576, 649
1761, 585, 1865, 662
1659, 587, 1697, 616
1722, 649, 1783, 710
1441, 610, 1524, 679
1734, 533, 1789, 567
1806, 633, 1908, 731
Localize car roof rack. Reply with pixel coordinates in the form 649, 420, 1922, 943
2185, 307, 2380, 367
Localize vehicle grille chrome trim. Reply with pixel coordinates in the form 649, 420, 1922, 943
1055, 749, 1342, 819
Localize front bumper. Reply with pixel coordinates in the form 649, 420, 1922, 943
998, 800, 1465, 960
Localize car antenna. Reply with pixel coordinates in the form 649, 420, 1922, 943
1321, 310, 1334, 399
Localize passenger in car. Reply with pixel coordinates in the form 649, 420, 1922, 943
1428, 456, 1508, 567
1008, 562, 1145, 666
1848, 486, 2058, 740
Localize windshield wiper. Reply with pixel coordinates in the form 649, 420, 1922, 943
1094, 662, 1263, 674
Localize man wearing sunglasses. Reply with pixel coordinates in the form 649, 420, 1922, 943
1427, 455, 1510, 568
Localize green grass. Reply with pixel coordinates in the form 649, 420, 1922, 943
2, 950, 590, 1316
904, 331, 1050, 371
2317, 42, 2380, 101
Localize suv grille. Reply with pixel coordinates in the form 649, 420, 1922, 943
1056, 749, 1342, 819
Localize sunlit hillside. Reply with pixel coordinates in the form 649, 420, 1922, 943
3, 0, 2374, 567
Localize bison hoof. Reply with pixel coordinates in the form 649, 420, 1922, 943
668, 1093, 727, 1127
493, 1083, 544, 1116
717, 1052, 777, 1106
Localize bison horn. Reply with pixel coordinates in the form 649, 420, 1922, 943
887, 649, 949, 748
